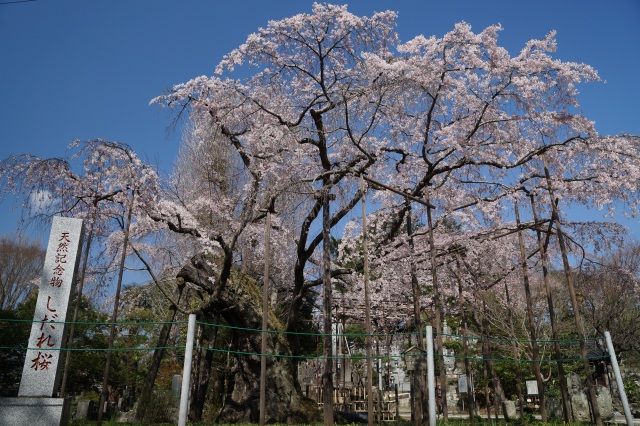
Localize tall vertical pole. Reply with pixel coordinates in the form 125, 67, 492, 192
530, 195, 571, 422
322, 186, 334, 426
376, 340, 382, 423
426, 326, 436, 426
98, 190, 135, 424
542, 156, 602, 426
260, 208, 271, 426
178, 314, 197, 426
426, 190, 446, 420
514, 200, 547, 422
361, 175, 374, 426
605, 331, 633, 426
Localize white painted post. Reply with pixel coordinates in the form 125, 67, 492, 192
178, 314, 196, 426
260, 209, 271, 426
426, 326, 436, 426
605, 331, 633, 426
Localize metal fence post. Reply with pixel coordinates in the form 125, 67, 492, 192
605, 331, 633, 426
178, 314, 196, 426
426, 326, 436, 426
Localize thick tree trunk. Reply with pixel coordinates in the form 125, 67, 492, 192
541, 156, 603, 424
321, 188, 334, 426
503, 281, 525, 420
486, 347, 506, 418
406, 198, 423, 426
482, 342, 498, 423
530, 195, 572, 422
178, 253, 319, 424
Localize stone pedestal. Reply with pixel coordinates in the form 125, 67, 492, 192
0, 397, 70, 426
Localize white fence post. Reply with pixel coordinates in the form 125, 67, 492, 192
178, 314, 196, 426
605, 331, 633, 426
426, 326, 436, 426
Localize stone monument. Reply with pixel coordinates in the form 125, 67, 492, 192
0, 217, 84, 426
567, 372, 591, 422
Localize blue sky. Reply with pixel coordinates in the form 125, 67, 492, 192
1, 0, 639, 242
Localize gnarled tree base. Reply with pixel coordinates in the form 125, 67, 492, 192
178, 253, 320, 424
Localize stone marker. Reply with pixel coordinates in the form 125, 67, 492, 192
545, 397, 563, 419
0, 216, 84, 426
571, 393, 591, 422
446, 383, 458, 413
567, 372, 591, 422
596, 385, 614, 421
19, 216, 84, 398
75, 399, 97, 420
503, 400, 517, 420
172, 374, 182, 401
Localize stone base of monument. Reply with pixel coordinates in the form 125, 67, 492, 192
0, 397, 71, 426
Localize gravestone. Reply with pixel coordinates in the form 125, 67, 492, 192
503, 400, 517, 420
171, 374, 182, 401
545, 397, 563, 419
596, 385, 614, 421
458, 374, 468, 394
446, 383, 459, 413
0, 217, 84, 426
75, 399, 97, 420
571, 393, 591, 422
442, 320, 451, 336
567, 372, 582, 394
567, 372, 591, 422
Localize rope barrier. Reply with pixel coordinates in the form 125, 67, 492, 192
0, 318, 187, 326
0, 345, 184, 352
434, 330, 601, 344
194, 319, 409, 339
192, 346, 603, 363
194, 320, 604, 345
0, 341, 606, 363
0, 317, 608, 363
